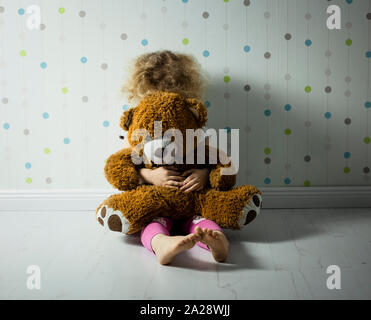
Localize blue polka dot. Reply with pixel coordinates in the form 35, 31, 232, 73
344, 152, 351, 159
243, 45, 251, 53
346, 0, 353, 4
122, 104, 129, 111
18, 8, 25, 15
224, 126, 231, 133
284, 178, 291, 185
366, 51, 371, 58
205, 101, 211, 108
284, 104, 292, 111
366, 101, 371, 109
264, 109, 271, 117
63, 138, 70, 144
182, 0, 189, 3
264, 177, 271, 185
325, 112, 332, 119
42, 112, 49, 119
103, 120, 110, 127
202, 50, 210, 57
25, 162, 32, 169
80, 57, 87, 63
40, 62, 47, 69
305, 39, 312, 47
3, 123, 10, 130
141, 39, 148, 46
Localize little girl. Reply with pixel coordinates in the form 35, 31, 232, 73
122, 50, 229, 265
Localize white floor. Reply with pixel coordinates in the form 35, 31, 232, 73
1, 208, 371, 300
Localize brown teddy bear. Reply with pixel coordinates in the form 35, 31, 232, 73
96, 91, 262, 234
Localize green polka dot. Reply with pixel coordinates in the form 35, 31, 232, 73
344, 166, 351, 174
20, 50, 27, 57
44, 147, 51, 154
224, 0, 230, 2
264, 147, 271, 155
345, 39, 352, 46
304, 180, 311, 187
364, 137, 370, 144
284, 128, 292, 136
58, 7, 65, 14
62, 87, 68, 94
305, 86, 312, 93
224, 76, 231, 83
182, 38, 189, 45
26, 177, 32, 184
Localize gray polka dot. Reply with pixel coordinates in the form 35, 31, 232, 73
264, 52, 271, 59
345, 76, 352, 83
344, 117, 352, 125
264, 11, 271, 19
120, 33, 128, 40
182, 21, 188, 28
101, 63, 108, 70
223, 24, 229, 31
345, 22, 352, 29
325, 86, 332, 93
79, 10, 86, 17
40, 23, 46, 30
284, 73, 291, 81
264, 83, 271, 91
100, 23, 106, 30
345, 90, 351, 97
2, 97, 8, 104
304, 155, 311, 162
305, 13, 312, 20
367, 13, 371, 20
82, 96, 88, 102
23, 129, 30, 135
0, 6, 4, 13
223, 66, 230, 74
284, 33, 292, 40
161, 7, 167, 13
224, 92, 230, 100
364, 167, 370, 174
325, 50, 332, 58
244, 0, 251, 6
45, 177, 52, 184
305, 121, 311, 128
264, 157, 271, 164
325, 69, 332, 77
244, 84, 251, 92
264, 93, 271, 100
202, 11, 209, 19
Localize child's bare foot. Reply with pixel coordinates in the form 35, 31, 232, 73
151, 233, 201, 265
195, 226, 229, 262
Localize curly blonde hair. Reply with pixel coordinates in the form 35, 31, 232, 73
122, 50, 206, 104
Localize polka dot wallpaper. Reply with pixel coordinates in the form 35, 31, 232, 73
0, 0, 370, 189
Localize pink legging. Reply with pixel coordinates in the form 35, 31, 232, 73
140, 216, 223, 253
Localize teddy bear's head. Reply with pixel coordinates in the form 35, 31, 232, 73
120, 91, 207, 166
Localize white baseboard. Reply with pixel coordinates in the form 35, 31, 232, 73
0, 186, 370, 212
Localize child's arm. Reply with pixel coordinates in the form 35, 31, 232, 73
139, 166, 184, 188
179, 168, 210, 193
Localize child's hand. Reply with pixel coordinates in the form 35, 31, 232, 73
140, 166, 184, 188
179, 168, 210, 193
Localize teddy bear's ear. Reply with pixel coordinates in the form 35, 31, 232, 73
187, 98, 207, 127
120, 108, 135, 131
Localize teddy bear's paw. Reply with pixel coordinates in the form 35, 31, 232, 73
96, 205, 130, 234
239, 193, 262, 228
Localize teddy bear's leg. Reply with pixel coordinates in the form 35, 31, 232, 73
198, 185, 262, 230
96, 186, 198, 235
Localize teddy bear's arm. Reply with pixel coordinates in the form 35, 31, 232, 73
206, 145, 236, 190
104, 148, 140, 191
